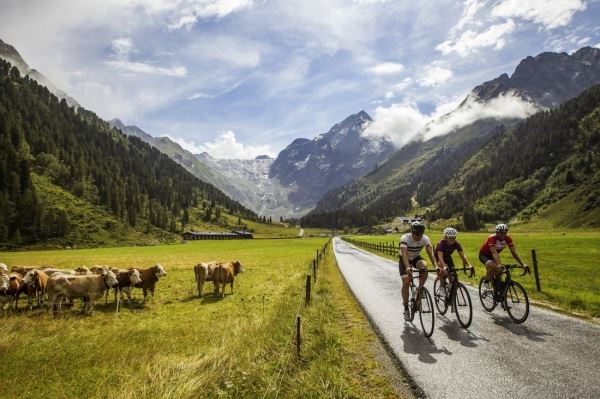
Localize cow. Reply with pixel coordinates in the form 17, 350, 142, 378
194, 261, 218, 297
213, 261, 244, 298
0, 273, 27, 314
0, 263, 7, 273
22, 269, 49, 310
46, 266, 118, 316
107, 268, 142, 304
10, 266, 37, 277
122, 264, 167, 303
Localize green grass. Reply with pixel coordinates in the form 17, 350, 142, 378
345, 231, 600, 318
0, 238, 406, 399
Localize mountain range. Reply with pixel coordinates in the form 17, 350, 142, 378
304, 46, 600, 228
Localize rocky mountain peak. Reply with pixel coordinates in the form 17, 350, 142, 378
470, 46, 600, 108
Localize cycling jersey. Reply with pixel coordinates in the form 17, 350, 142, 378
435, 239, 463, 265
479, 234, 513, 257
400, 233, 431, 260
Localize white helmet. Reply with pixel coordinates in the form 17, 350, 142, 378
443, 227, 457, 238
495, 223, 509, 233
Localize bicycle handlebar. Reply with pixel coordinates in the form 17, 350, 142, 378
502, 264, 530, 276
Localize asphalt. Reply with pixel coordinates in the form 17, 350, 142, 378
333, 237, 600, 399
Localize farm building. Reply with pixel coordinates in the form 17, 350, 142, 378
391, 216, 424, 232
182, 230, 254, 240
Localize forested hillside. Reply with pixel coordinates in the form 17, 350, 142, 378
0, 59, 256, 246
302, 85, 600, 228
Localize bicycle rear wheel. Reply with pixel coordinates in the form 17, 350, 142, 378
418, 287, 435, 338
454, 283, 473, 329
433, 279, 448, 315
505, 281, 529, 323
478, 277, 496, 312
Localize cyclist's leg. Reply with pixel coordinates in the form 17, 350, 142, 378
479, 252, 499, 282
445, 256, 455, 285
414, 257, 428, 285
399, 257, 411, 305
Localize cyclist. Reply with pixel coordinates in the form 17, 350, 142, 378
479, 224, 529, 293
435, 227, 474, 296
399, 221, 436, 321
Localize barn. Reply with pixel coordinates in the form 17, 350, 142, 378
182, 231, 254, 240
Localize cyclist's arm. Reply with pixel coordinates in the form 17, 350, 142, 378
490, 245, 502, 266
425, 244, 436, 267
509, 245, 526, 267
458, 250, 471, 267
400, 247, 411, 271
437, 250, 447, 269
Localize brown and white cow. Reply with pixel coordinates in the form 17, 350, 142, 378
0, 270, 11, 314
46, 266, 118, 316
107, 268, 142, 304
213, 261, 244, 298
0, 273, 27, 314
22, 269, 49, 310
194, 261, 218, 297
122, 264, 167, 303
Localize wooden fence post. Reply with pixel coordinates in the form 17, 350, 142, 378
313, 260, 317, 283
305, 275, 311, 306
296, 315, 301, 358
531, 249, 541, 292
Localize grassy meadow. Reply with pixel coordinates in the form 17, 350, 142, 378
345, 231, 600, 318
0, 238, 407, 399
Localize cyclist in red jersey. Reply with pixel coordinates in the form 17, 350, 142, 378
479, 224, 529, 289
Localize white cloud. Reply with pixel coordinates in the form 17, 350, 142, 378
384, 91, 395, 99
363, 91, 541, 148
185, 34, 265, 68
105, 60, 187, 77
393, 77, 414, 91
188, 91, 212, 100
418, 64, 453, 87
194, 130, 275, 159
168, 0, 255, 30
362, 100, 429, 148
437, 19, 516, 57
423, 91, 541, 139
369, 62, 405, 75
492, 0, 586, 30
452, 0, 487, 33
595, 43, 600, 49
111, 37, 134, 59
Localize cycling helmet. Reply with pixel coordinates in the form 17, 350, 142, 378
495, 223, 509, 233
443, 227, 457, 238
410, 221, 425, 234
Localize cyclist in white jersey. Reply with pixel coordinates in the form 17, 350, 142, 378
399, 221, 436, 321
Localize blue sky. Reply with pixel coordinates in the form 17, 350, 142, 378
1, 0, 599, 158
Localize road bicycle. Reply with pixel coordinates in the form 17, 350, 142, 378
433, 266, 475, 329
478, 264, 530, 323
406, 267, 436, 337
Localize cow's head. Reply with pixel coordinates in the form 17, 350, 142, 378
23, 270, 37, 286
128, 268, 142, 285
101, 266, 119, 287
233, 261, 244, 275
75, 266, 91, 275
0, 271, 9, 294
0, 263, 7, 273
153, 264, 167, 278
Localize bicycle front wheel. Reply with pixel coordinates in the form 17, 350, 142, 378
418, 287, 435, 338
505, 281, 529, 323
433, 279, 448, 315
478, 277, 496, 312
454, 283, 473, 329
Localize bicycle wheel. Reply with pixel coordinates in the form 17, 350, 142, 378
454, 283, 473, 329
433, 279, 448, 315
478, 277, 496, 312
505, 281, 529, 323
418, 287, 435, 338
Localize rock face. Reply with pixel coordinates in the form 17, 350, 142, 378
196, 154, 298, 217
470, 46, 600, 107
0, 38, 80, 108
269, 110, 396, 210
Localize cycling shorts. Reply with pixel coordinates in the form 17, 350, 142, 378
399, 255, 425, 277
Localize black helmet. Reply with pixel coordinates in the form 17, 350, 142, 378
410, 221, 425, 234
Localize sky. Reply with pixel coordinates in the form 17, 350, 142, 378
1, 0, 599, 158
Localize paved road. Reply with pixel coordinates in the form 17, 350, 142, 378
333, 238, 600, 399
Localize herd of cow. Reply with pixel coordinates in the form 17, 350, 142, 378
0, 259, 244, 316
